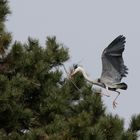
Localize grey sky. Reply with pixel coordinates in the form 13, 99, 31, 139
6, 0, 140, 128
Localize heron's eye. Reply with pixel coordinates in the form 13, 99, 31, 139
73, 64, 78, 69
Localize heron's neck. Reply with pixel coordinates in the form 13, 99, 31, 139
75, 67, 105, 88
76, 67, 94, 83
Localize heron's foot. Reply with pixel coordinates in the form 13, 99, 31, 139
113, 101, 118, 109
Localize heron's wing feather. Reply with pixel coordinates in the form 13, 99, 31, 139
101, 35, 128, 84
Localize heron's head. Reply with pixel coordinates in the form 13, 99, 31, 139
70, 64, 83, 77
73, 64, 78, 70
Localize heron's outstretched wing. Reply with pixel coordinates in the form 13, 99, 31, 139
100, 35, 128, 85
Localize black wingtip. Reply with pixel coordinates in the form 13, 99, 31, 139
107, 35, 126, 50
114, 35, 126, 43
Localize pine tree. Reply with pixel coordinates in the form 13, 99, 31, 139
0, 1, 140, 140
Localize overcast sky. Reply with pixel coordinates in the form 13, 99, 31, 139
6, 0, 140, 128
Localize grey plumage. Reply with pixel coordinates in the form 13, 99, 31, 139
70, 35, 128, 108
100, 35, 128, 89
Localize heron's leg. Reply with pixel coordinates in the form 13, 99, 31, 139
97, 87, 110, 97
92, 86, 110, 97
113, 91, 120, 109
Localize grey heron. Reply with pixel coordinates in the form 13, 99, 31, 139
70, 35, 128, 108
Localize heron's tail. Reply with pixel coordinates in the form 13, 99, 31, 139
117, 82, 128, 90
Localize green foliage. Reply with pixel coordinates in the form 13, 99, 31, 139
0, 0, 10, 23
96, 114, 124, 140
129, 114, 140, 132
45, 36, 69, 66
0, 1, 140, 140
121, 131, 137, 140
0, 0, 12, 58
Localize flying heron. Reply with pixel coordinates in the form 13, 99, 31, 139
70, 35, 128, 108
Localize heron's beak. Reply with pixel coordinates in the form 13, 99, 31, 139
68, 68, 73, 79
71, 70, 75, 76
69, 69, 75, 78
